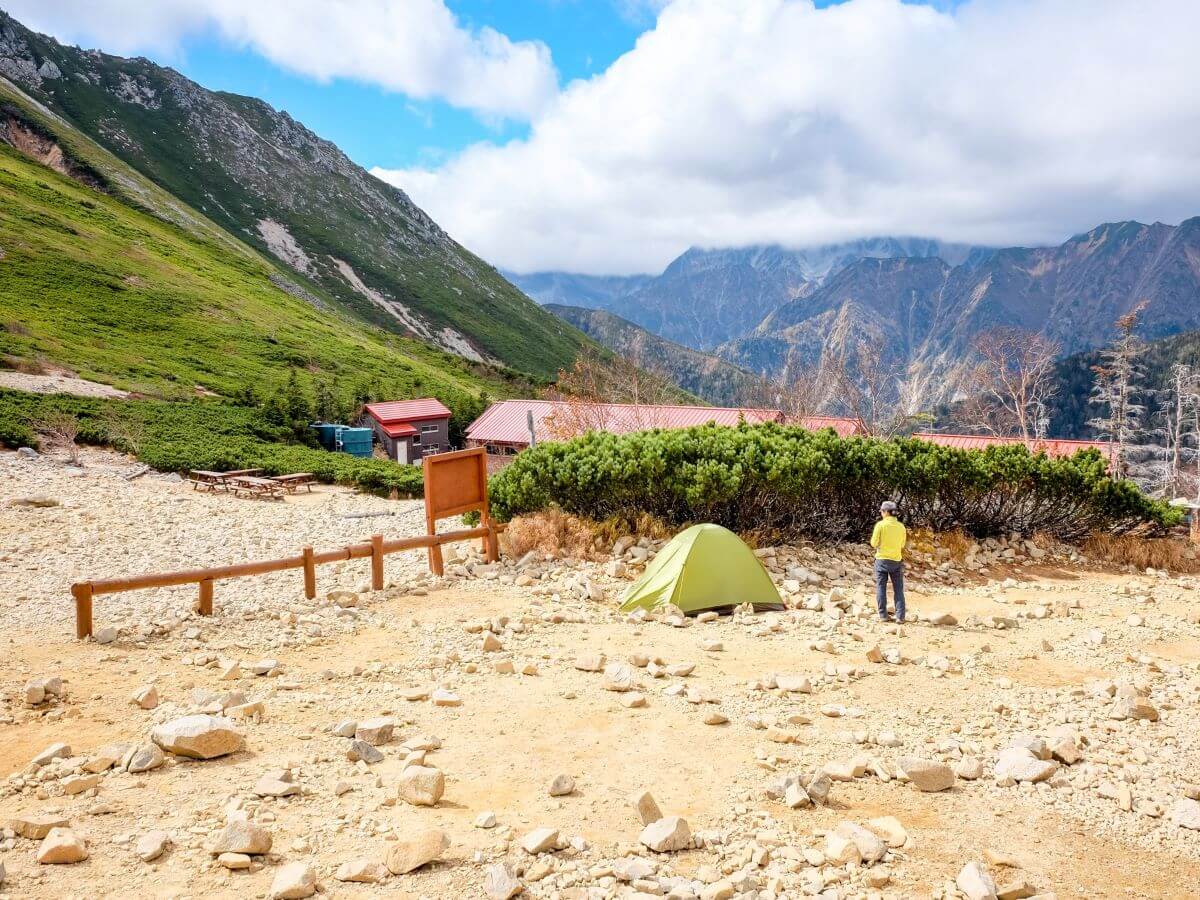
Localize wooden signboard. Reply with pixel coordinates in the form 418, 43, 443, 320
423, 446, 496, 575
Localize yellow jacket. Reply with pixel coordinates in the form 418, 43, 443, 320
870, 517, 906, 561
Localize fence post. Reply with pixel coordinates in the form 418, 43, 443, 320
370, 534, 384, 591
484, 521, 499, 563
302, 546, 316, 599
72, 583, 93, 640
198, 578, 214, 616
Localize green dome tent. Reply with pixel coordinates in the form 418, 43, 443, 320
618, 524, 784, 614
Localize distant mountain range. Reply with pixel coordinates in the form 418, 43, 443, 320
519, 221, 1200, 410
509, 238, 991, 352
545, 304, 763, 406
0, 11, 586, 377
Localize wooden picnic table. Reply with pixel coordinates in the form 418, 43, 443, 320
229, 475, 285, 500
223, 468, 264, 478
188, 470, 228, 491
272, 473, 314, 493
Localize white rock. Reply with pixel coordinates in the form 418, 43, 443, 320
897, 757, 955, 792
521, 827, 559, 854
136, 829, 170, 862
335, 858, 388, 883
385, 828, 449, 874
957, 861, 999, 900
37, 827, 88, 864
631, 790, 663, 825
151, 715, 244, 759
993, 748, 1058, 784
640, 815, 692, 852
270, 861, 317, 899
1168, 798, 1200, 830
485, 863, 524, 899
548, 774, 576, 796
131, 685, 159, 709
398, 765, 445, 806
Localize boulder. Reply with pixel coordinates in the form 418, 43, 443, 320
126, 743, 165, 773
270, 861, 317, 899
210, 817, 272, 855
11, 812, 69, 839
254, 769, 300, 798
485, 863, 524, 899
631, 790, 663, 825
639, 815, 692, 852
151, 715, 244, 759
520, 827, 559, 854
385, 828, 449, 874
833, 821, 887, 863
347, 740, 384, 764
897, 757, 955, 792
993, 748, 1058, 784
355, 717, 394, 746
136, 830, 170, 862
957, 861, 999, 900
131, 686, 159, 709
1168, 798, 1200, 830
335, 858, 388, 883
37, 827, 88, 864
548, 774, 576, 796
398, 765, 445, 806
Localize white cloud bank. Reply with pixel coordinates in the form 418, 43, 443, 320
374, 0, 1200, 274
4, 0, 557, 119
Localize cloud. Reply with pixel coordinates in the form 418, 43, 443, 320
373, 0, 1200, 275
4, 0, 557, 119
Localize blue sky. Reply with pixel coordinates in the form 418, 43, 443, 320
33, 0, 949, 172
130, 1, 658, 171
8, 0, 1194, 275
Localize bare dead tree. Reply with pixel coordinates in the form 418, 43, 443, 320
543, 346, 679, 439
737, 364, 828, 421
826, 338, 919, 438
1149, 363, 1200, 498
964, 327, 1061, 440
1089, 303, 1148, 476
38, 411, 81, 464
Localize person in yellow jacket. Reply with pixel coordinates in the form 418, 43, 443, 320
870, 500, 906, 623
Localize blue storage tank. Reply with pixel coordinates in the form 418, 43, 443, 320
310, 422, 342, 451
337, 427, 374, 458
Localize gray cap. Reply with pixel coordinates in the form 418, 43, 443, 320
880, 500, 897, 512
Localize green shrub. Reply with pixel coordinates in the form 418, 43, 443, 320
487, 422, 1179, 541
0, 389, 423, 496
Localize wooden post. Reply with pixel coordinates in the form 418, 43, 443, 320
302, 546, 316, 599
426, 509, 444, 576
484, 519, 499, 563
370, 534, 384, 590
72, 583, 93, 640
198, 578, 214, 616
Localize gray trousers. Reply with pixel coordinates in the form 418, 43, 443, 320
874, 559, 905, 621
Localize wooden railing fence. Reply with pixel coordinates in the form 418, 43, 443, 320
69, 447, 501, 639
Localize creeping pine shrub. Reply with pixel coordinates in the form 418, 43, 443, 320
0, 389, 423, 497
487, 422, 1180, 542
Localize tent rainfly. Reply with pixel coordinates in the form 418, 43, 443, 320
619, 524, 784, 614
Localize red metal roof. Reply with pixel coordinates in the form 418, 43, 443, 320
912, 432, 1113, 459
796, 415, 867, 437
364, 398, 451, 423
466, 399, 783, 445
380, 422, 417, 439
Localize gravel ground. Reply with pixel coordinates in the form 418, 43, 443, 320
2, 448, 1199, 900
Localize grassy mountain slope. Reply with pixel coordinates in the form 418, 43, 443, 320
546, 303, 763, 406
0, 133, 531, 409
0, 11, 587, 377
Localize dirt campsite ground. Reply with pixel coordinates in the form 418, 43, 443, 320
2, 447, 1199, 900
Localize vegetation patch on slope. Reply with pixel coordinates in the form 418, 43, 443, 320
0, 388, 424, 496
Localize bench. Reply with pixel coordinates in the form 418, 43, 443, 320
272, 473, 315, 494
